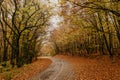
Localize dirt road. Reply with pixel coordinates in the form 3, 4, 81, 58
30, 57, 75, 80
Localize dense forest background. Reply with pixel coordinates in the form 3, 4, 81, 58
0, 0, 120, 68
50, 0, 120, 57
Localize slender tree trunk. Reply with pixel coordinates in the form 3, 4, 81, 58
98, 12, 114, 57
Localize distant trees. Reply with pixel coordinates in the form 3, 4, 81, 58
0, 0, 51, 67
51, 0, 120, 57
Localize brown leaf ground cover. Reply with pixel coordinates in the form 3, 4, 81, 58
0, 58, 52, 80
55, 55, 120, 80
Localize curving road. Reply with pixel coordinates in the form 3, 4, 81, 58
30, 57, 75, 80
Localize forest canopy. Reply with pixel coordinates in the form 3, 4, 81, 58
0, 0, 120, 68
